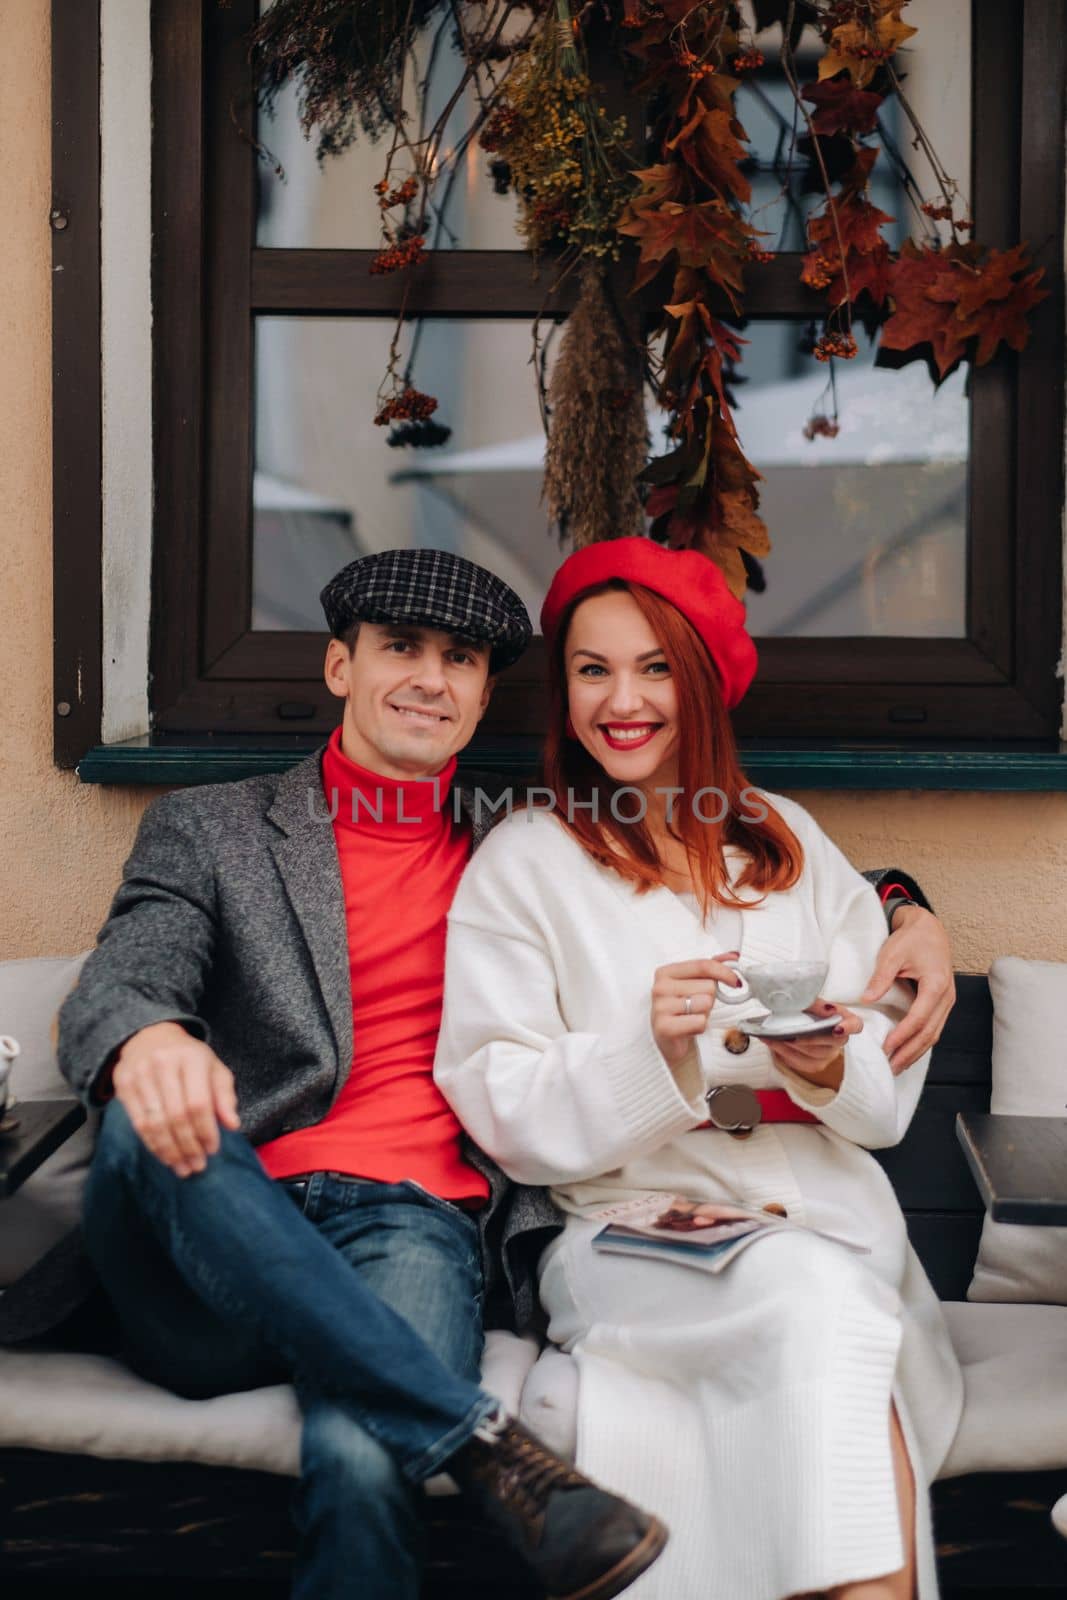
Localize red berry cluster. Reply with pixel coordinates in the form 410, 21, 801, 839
801, 254, 835, 290
375, 176, 419, 211
369, 235, 426, 275
803, 413, 841, 440
687, 61, 718, 78
813, 332, 858, 362
733, 50, 765, 72
480, 107, 521, 152
842, 41, 893, 61
374, 387, 439, 426
921, 201, 975, 231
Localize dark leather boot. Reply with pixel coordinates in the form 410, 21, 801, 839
449, 1413, 668, 1600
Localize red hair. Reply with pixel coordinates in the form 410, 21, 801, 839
543, 581, 803, 911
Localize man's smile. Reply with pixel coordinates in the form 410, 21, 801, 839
389, 703, 451, 726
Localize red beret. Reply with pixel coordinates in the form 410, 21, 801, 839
540, 538, 758, 711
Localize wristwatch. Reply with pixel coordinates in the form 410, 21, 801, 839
884, 891, 920, 927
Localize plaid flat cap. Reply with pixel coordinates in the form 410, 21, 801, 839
320, 548, 532, 670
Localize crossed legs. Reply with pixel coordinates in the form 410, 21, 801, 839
83, 1100, 489, 1599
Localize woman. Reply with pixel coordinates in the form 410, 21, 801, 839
434, 539, 963, 1600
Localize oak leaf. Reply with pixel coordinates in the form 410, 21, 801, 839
882, 240, 1048, 377
808, 195, 894, 259
926, 242, 1039, 322
718, 490, 771, 558
880, 242, 981, 378
802, 78, 884, 137
617, 201, 749, 304
804, 150, 894, 307
965, 276, 1047, 365
667, 105, 752, 206
625, 162, 685, 213
819, 11, 917, 90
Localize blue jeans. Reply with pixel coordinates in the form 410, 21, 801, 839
84, 1100, 495, 1600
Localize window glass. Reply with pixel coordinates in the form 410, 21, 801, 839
252, 317, 556, 628
736, 322, 966, 638
255, 17, 524, 250
253, 315, 967, 639
740, 0, 970, 251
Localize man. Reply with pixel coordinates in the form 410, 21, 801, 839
58, 550, 666, 1600
57, 548, 952, 1599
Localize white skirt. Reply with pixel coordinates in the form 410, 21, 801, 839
539, 1219, 958, 1600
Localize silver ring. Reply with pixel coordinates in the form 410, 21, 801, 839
683, 995, 693, 1016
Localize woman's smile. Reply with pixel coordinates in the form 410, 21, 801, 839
598, 722, 663, 752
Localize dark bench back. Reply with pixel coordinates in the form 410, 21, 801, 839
873, 974, 992, 1300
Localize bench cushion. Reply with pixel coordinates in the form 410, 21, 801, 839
0, 1329, 539, 1477
940, 1302, 1067, 1476
969, 957, 1067, 1306
4, 1307, 1065, 1484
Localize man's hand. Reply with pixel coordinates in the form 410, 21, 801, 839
111, 1022, 241, 1177
861, 904, 955, 1075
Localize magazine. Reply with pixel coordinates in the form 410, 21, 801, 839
591, 1194, 870, 1274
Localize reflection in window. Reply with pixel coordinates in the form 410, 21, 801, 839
256, 26, 523, 251
252, 319, 557, 629
737, 63, 904, 255
736, 324, 966, 638
253, 317, 966, 639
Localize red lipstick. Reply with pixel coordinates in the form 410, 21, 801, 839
599, 724, 662, 752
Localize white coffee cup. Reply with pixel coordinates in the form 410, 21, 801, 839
715, 959, 829, 1029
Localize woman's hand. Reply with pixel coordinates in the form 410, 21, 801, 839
651, 953, 742, 1067
765, 998, 863, 1092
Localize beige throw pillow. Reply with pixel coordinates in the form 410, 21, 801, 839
967, 956, 1067, 1305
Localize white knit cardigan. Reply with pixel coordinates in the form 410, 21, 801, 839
435, 795, 964, 1600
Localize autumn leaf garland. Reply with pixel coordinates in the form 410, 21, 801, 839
248, 0, 1049, 599
791, 0, 1047, 380
615, 4, 771, 597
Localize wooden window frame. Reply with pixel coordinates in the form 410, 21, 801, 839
53, 0, 1066, 766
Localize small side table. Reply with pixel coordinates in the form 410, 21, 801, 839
0, 1099, 86, 1198
956, 1112, 1067, 1225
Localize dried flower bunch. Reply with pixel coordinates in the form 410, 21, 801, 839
249, 0, 1048, 595
542, 261, 648, 545
250, 0, 448, 155
480, 4, 634, 258
250, 0, 545, 436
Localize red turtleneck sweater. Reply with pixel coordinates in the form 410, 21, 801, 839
257, 728, 489, 1204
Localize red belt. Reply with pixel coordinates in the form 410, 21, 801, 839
700, 1087, 820, 1131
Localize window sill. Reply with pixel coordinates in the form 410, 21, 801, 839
75, 737, 1067, 791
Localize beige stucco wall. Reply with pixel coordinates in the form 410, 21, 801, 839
0, 0, 158, 963
2, 0, 1065, 974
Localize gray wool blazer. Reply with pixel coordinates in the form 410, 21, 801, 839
9, 752, 560, 1346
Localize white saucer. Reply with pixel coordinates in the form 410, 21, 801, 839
738, 1012, 841, 1040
